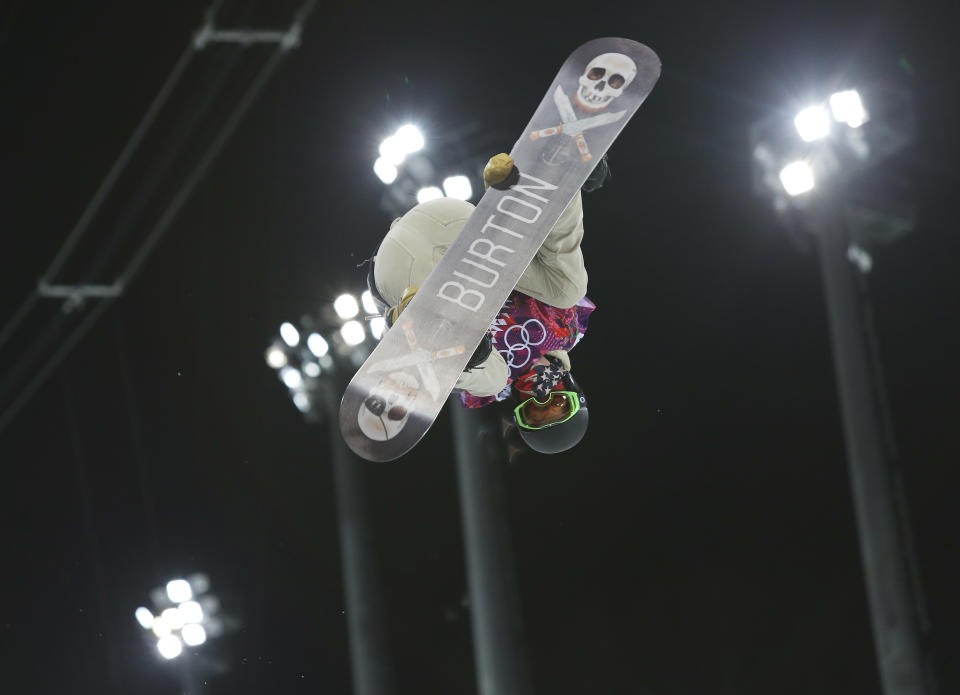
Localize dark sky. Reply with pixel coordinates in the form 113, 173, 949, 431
2, 1, 958, 693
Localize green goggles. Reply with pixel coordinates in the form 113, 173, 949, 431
514, 391, 581, 430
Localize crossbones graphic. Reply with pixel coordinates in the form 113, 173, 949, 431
366, 321, 465, 402
530, 85, 626, 162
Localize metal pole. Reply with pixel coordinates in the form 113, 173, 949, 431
811, 205, 930, 695
449, 396, 535, 695
323, 388, 397, 695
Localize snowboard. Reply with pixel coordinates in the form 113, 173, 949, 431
340, 37, 660, 461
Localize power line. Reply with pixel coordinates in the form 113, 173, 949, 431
0, 1, 225, 353
0, 6, 253, 409
0, 0, 318, 438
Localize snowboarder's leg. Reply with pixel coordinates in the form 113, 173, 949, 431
374, 164, 588, 312
372, 197, 475, 307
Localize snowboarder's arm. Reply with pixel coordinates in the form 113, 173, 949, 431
515, 191, 587, 309
485, 152, 587, 309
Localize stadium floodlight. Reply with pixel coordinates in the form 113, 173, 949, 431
279, 322, 300, 348
373, 157, 398, 184
166, 579, 192, 603
334, 294, 360, 320
178, 600, 203, 624
361, 290, 378, 315
779, 160, 815, 196
265, 344, 288, 369
370, 317, 386, 340
442, 175, 472, 200
135, 607, 154, 629
307, 333, 329, 357
830, 90, 867, 127
379, 135, 406, 166
395, 124, 424, 154
157, 634, 183, 660
151, 615, 171, 638
341, 320, 365, 346
280, 366, 303, 389
302, 361, 321, 378
292, 392, 311, 413
181, 623, 207, 647
161, 607, 185, 631
416, 186, 444, 204
794, 105, 831, 142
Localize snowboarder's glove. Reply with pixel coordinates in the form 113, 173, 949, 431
484, 153, 519, 190
582, 154, 610, 193
465, 333, 493, 371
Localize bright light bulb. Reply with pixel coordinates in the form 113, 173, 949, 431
265, 345, 287, 369
161, 607, 184, 631
370, 317, 386, 340
279, 322, 300, 348
181, 623, 207, 647
395, 124, 424, 154
442, 175, 472, 200
341, 320, 365, 346
379, 135, 406, 166
135, 607, 154, 629
373, 157, 398, 184
280, 366, 302, 389
334, 294, 360, 320
151, 616, 171, 638
302, 362, 321, 377
361, 290, 378, 315
157, 634, 183, 660
178, 600, 203, 624
794, 105, 831, 142
307, 333, 329, 358
166, 579, 192, 603
779, 160, 815, 196
293, 392, 311, 413
416, 186, 444, 204
830, 90, 866, 127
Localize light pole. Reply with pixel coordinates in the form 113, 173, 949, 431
450, 399, 535, 695
751, 82, 935, 695
266, 291, 396, 695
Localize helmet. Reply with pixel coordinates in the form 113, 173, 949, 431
513, 372, 589, 455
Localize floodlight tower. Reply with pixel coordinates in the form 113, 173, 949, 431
134, 574, 224, 693
449, 401, 535, 695
751, 84, 935, 695
266, 291, 395, 695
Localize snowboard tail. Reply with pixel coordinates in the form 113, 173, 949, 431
340, 37, 660, 461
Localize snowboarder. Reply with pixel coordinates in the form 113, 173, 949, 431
364, 152, 608, 455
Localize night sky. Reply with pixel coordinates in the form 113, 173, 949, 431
2, 1, 958, 693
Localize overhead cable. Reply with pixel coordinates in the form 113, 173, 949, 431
0, 1, 226, 354
0, 0, 318, 437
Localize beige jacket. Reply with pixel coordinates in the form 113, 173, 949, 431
373, 191, 587, 397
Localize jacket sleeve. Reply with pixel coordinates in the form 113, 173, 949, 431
514, 190, 588, 309
454, 348, 509, 397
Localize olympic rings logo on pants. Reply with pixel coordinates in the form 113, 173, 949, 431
499, 319, 546, 369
